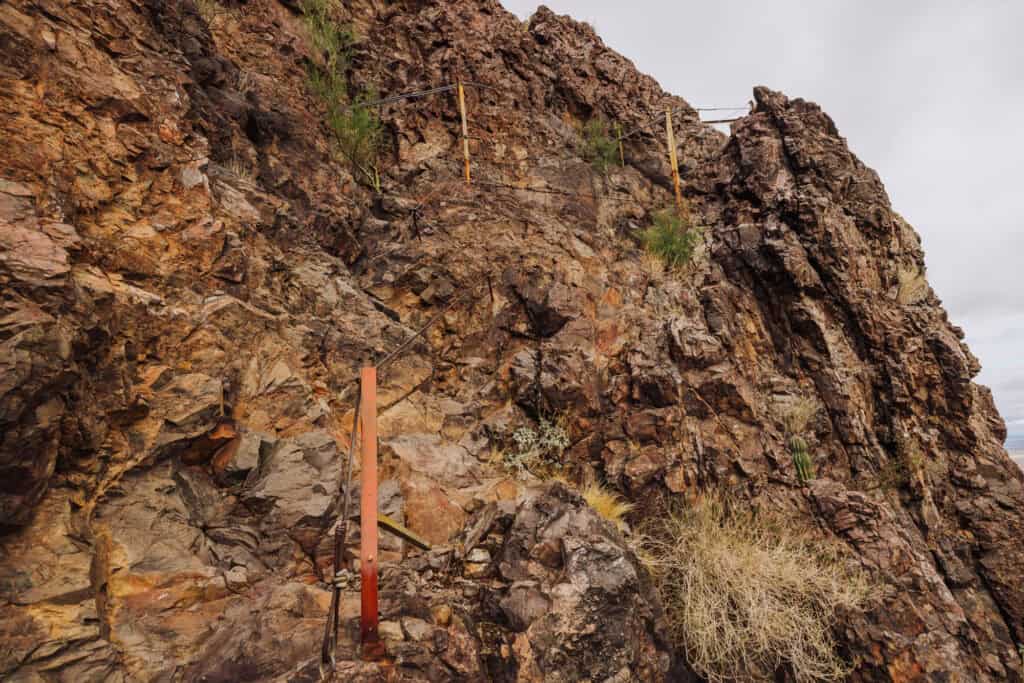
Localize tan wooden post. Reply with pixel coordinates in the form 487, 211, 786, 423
615, 122, 625, 166
665, 107, 684, 215
457, 81, 471, 184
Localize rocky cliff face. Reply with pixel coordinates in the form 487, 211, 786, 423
2, 1, 1023, 681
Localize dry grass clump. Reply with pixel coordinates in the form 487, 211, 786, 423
782, 396, 817, 435
581, 481, 634, 531
643, 494, 871, 683
875, 435, 943, 492
896, 264, 928, 305
224, 154, 255, 184
195, 0, 230, 25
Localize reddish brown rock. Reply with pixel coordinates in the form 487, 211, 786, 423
1, 0, 1022, 681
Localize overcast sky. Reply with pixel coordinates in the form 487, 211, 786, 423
504, 1, 1024, 439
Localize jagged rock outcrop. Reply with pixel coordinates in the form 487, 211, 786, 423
1, 0, 1022, 681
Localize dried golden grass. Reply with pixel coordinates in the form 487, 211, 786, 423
195, 0, 228, 25
581, 481, 634, 531
642, 494, 871, 683
782, 396, 818, 436
896, 264, 928, 305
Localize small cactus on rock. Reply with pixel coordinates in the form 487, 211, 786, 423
789, 435, 815, 485
782, 398, 818, 485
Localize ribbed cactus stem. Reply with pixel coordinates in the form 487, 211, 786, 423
789, 437, 814, 485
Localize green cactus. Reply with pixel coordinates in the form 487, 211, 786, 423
781, 398, 818, 485
790, 437, 815, 485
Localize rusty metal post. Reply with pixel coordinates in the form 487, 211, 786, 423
665, 107, 684, 216
359, 367, 384, 660
457, 80, 471, 185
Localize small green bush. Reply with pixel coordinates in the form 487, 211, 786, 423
325, 91, 383, 187
579, 117, 619, 173
302, 0, 354, 63
641, 209, 701, 269
301, 0, 382, 189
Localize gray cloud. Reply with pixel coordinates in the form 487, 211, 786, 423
503, 0, 1024, 437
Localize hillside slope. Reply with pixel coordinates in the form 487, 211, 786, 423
2, 1, 1023, 680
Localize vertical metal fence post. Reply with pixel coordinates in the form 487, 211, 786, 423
359, 367, 383, 660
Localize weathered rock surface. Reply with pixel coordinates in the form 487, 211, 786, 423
1, 0, 1022, 681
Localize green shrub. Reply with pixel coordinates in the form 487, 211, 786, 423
302, 0, 354, 63
642, 494, 871, 682
326, 91, 383, 188
301, 0, 382, 189
579, 117, 619, 173
641, 209, 701, 269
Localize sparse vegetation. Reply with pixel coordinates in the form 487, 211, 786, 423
301, 0, 382, 189
790, 435, 814, 485
578, 117, 619, 173
195, 0, 226, 24
783, 396, 818, 485
225, 153, 255, 184
581, 480, 634, 531
328, 91, 383, 188
641, 209, 702, 270
896, 264, 928, 304
236, 70, 256, 96
642, 494, 871, 683
782, 396, 817, 435
875, 436, 933, 492
500, 419, 570, 478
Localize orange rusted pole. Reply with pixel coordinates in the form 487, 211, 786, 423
359, 367, 384, 660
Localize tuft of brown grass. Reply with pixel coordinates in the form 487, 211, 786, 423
224, 155, 255, 184
642, 494, 871, 683
896, 264, 928, 305
195, 0, 229, 25
782, 396, 817, 436
581, 481, 634, 531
